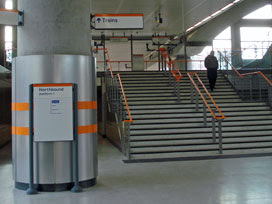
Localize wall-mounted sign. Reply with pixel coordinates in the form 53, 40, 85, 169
33, 84, 74, 142
94, 14, 144, 30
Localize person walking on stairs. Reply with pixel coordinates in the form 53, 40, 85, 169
204, 51, 218, 92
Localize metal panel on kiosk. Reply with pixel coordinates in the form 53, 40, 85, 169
12, 55, 97, 190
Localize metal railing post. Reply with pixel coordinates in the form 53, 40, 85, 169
268, 85, 272, 107
258, 75, 262, 101
174, 79, 177, 96
212, 116, 216, 143
117, 85, 120, 118
218, 119, 223, 154
250, 76, 253, 101
196, 90, 199, 112
71, 84, 82, 193
26, 85, 38, 195
203, 101, 207, 126
126, 122, 131, 160
177, 80, 180, 103
191, 82, 193, 103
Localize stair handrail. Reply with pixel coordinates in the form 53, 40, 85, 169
187, 72, 226, 120
159, 48, 183, 103
93, 47, 133, 158
218, 51, 272, 85
117, 73, 133, 123
187, 72, 226, 154
94, 47, 133, 122
159, 48, 183, 82
94, 48, 114, 78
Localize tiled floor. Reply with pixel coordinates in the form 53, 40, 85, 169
1, 136, 272, 204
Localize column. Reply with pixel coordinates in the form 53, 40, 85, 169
0, 0, 5, 66
12, 0, 17, 58
13, 0, 97, 192
231, 22, 243, 67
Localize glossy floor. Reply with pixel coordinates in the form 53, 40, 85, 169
1, 137, 272, 204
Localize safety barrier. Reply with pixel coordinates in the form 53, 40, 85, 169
218, 50, 272, 106
187, 72, 226, 154
159, 48, 183, 103
94, 48, 133, 158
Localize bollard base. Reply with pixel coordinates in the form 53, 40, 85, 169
26, 187, 38, 195
16, 178, 96, 192
71, 185, 83, 193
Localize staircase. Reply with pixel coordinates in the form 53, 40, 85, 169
120, 71, 272, 160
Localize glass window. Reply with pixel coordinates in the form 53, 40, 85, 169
240, 27, 272, 59
243, 4, 272, 19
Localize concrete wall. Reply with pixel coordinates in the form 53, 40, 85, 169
18, 0, 91, 56
183, 0, 234, 30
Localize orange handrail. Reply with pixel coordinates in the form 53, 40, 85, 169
159, 48, 183, 82
218, 51, 272, 86
96, 59, 204, 63
117, 74, 133, 123
93, 48, 133, 123
93, 48, 114, 78
0, 8, 19, 13
187, 72, 226, 120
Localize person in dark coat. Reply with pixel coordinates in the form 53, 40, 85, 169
204, 51, 218, 92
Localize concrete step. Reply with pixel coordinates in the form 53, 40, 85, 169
130, 106, 269, 114
130, 130, 272, 141
127, 98, 243, 105
123, 82, 231, 87
121, 78, 227, 83
130, 124, 272, 135
128, 102, 267, 110
131, 115, 272, 124
130, 120, 272, 130
129, 148, 272, 160
131, 109, 270, 119
130, 142, 272, 153
131, 136, 272, 147
125, 88, 235, 94
123, 85, 232, 90
126, 95, 240, 102
126, 91, 238, 97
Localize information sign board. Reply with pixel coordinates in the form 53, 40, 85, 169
94, 14, 144, 30
33, 84, 74, 142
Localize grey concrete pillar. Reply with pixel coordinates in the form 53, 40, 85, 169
12, 0, 17, 58
18, 0, 91, 56
0, 0, 5, 66
13, 0, 97, 192
231, 22, 243, 67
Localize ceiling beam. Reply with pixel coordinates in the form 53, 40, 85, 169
92, 35, 176, 41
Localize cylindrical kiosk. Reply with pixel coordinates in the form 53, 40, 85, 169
12, 0, 97, 191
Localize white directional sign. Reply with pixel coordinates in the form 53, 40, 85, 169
33, 84, 74, 142
0, 9, 19, 26
94, 14, 144, 30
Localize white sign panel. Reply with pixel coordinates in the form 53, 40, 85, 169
0, 10, 19, 26
33, 84, 74, 142
94, 14, 144, 30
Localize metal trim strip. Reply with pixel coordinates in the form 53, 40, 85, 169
33, 83, 73, 87
12, 124, 98, 136
12, 101, 97, 111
